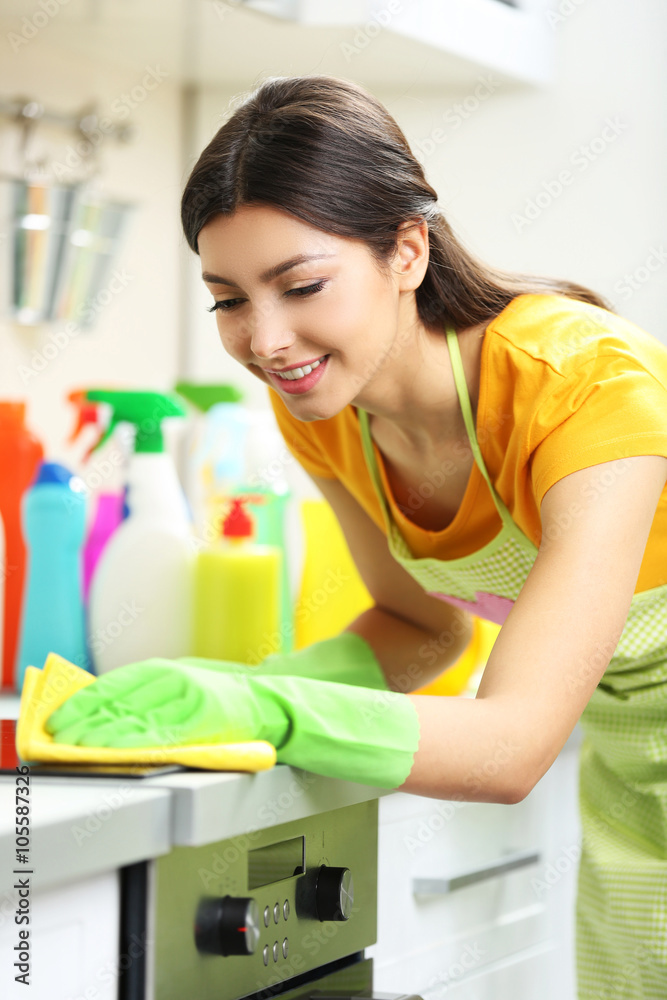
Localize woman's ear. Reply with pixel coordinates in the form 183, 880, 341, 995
393, 218, 430, 292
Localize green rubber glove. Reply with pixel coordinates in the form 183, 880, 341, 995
44, 660, 419, 789
179, 632, 389, 690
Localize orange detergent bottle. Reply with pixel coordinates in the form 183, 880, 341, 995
0, 402, 44, 691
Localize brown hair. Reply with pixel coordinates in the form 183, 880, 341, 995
181, 74, 613, 329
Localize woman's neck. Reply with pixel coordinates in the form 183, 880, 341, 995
354, 319, 488, 455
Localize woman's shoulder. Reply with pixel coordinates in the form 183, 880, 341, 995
486, 292, 667, 380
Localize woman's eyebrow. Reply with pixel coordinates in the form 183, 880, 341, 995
202, 252, 336, 287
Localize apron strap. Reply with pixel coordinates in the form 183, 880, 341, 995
357, 407, 393, 531
356, 325, 521, 537
445, 324, 515, 530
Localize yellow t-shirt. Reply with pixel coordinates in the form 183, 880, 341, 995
268, 293, 667, 594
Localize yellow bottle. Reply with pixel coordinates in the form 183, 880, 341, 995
294, 499, 374, 650
193, 496, 282, 665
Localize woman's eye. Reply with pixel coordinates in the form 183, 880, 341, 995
287, 279, 327, 298
207, 298, 241, 312
207, 280, 327, 314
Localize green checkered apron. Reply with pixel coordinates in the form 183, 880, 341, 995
357, 324, 667, 998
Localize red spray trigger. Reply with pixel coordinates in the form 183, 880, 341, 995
67, 390, 105, 461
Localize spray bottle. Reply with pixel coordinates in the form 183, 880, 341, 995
67, 390, 126, 604
86, 390, 194, 673
193, 495, 282, 665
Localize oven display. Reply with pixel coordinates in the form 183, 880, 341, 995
248, 836, 305, 889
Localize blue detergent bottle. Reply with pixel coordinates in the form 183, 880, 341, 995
15, 462, 90, 690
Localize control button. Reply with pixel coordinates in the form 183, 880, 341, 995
262, 945, 269, 966
263, 906, 270, 927
194, 896, 260, 956
273, 903, 280, 924
283, 900, 290, 921
272, 941, 279, 962
315, 866, 354, 922
282, 937, 288, 958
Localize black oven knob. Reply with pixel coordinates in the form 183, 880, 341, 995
194, 896, 260, 956
315, 866, 354, 921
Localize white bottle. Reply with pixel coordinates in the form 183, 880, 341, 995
86, 391, 194, 673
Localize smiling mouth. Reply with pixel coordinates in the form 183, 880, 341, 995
264, 355, 328, 381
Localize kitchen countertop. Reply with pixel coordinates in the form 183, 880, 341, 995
0, 765, 387, 891
0, 775, 172, 893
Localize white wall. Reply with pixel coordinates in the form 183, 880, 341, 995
0, 33, 184, 472
1, 0, 663, 475
183, 0, 667, 392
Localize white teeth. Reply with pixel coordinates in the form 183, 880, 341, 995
275, 357, 325, 380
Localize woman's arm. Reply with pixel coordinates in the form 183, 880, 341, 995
401, 454, 667, 803
309, 474, 473, 692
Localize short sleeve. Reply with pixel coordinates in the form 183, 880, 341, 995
530, 355, 667, 505
267, 388, 338, 479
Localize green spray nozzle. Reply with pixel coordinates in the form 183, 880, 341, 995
85, 390, 186, 453
175, 381, 244, 412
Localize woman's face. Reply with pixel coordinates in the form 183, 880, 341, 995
198, 203, 425, 422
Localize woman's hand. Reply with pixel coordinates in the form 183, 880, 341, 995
43, 657, 421, 789
44, 659, 281, 748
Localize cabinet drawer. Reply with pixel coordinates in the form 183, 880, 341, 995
371, 784, 550, 981
372, 938, 557, 998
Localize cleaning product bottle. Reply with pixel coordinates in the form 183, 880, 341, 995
193, 495, 282, 665
176, 383, 294, 655
0, 402, 44, 691
67, 390, 126, 604
0, 511, 5, 682
242, 483, 292, 655
294, 498, 374, 650
83, 492, 125, 604
174, 381, 246, 539
15, 462, 90, 690
86, 390, 194, 673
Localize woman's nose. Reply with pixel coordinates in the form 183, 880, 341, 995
248, 307, 296, 360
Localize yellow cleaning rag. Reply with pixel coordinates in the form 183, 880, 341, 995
16, 653, 277, 773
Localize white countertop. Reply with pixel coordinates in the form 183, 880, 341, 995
0, 764, 386, 890
0, 775, 172, 893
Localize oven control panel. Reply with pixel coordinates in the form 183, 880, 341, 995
194, 864, 354, 959
151, 799, 378, 1000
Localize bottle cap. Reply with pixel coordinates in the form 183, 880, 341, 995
222, 497, 254, 539
33, 461, 74, 486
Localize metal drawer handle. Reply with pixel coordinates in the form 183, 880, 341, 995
412, 849, 541, 895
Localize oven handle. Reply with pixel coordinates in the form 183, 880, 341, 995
412, 849, 541, 895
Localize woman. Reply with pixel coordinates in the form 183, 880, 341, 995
47, 76, 667, 997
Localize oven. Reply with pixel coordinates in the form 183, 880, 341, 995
118, 799, 416, 1000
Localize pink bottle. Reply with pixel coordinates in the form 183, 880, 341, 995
83, 492, 125, 604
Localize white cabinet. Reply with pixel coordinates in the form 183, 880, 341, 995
0, 871, 119, 1000
368, 727, 582, 999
